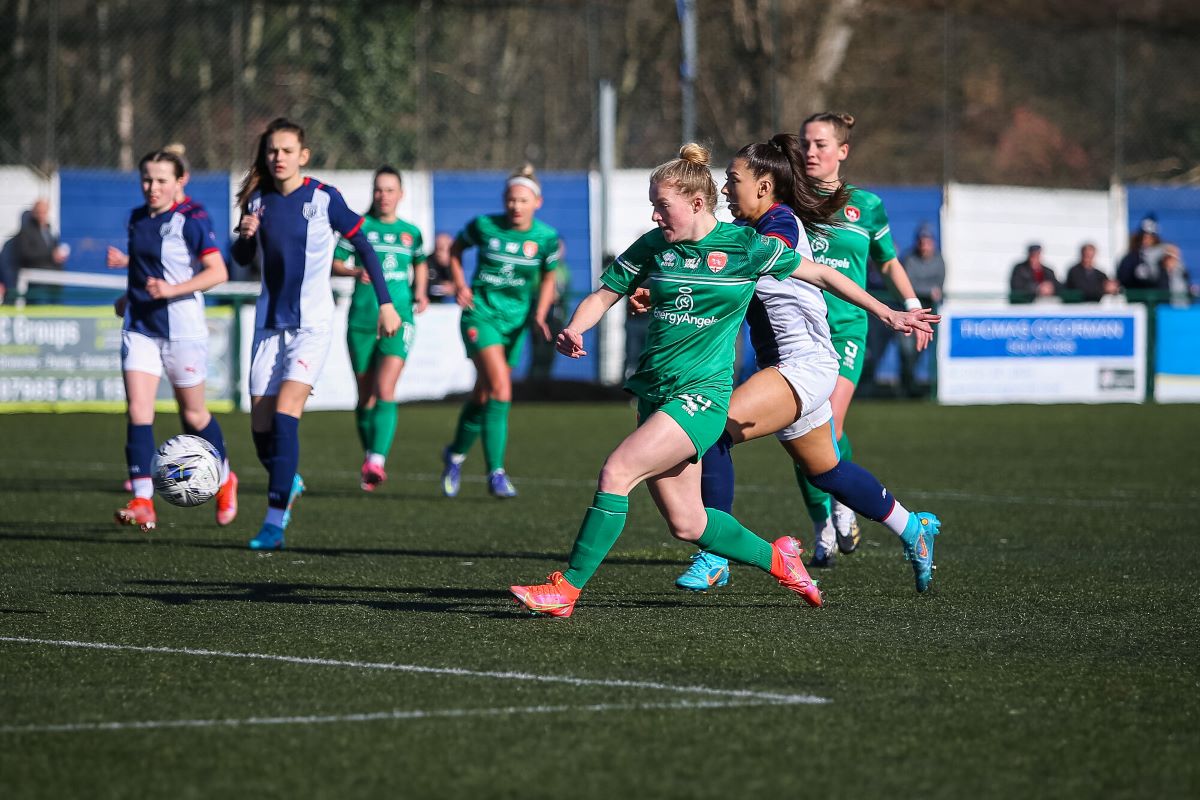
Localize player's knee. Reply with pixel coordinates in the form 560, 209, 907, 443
596, 458, 637, 495
180, 407, 210, 433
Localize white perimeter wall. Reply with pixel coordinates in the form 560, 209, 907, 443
942, 183, 1128, 301
0, 167, 57, 239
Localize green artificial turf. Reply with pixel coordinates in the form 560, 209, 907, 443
0, 403, 1197, 799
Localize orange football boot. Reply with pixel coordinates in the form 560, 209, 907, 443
115, 497, 157, 532
510, 571, 581, 618
215, 470, 238, 526
770, 536, 823, 607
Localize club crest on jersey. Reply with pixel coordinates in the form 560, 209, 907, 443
844, 205, 861, 222
401, 232, 414, 247
674, 286, 695, 310
522, 241, 538, 258
302, 202, 318, 220
707, 252, 728, 272
159, 222, 173, 238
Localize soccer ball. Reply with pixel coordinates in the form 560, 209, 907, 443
151, 435, 222, 507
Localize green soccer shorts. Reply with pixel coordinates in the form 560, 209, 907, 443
347, 321, 414, 373
636, 390, 730, 463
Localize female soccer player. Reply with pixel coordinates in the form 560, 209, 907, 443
668, 135, 940, 594
798, 112, 931, 566
440, 164, 560, 499
113, 149, 237, 531
231, 118, 400, 550
331, 166, 428, 491
509, 144, 936, 617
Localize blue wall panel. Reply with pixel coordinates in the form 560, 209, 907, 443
432, 172, 593, 381
863, 185, 943, 260
1126, 186, 1200, 286
59, 169, 232, 275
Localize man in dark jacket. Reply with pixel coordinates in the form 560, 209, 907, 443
1010, 243, 1060, 302
1065, 243, 1119, 302
13, 200, 68, 303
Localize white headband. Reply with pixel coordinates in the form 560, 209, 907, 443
507, 176, 541, 197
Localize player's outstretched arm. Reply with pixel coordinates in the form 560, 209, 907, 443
791, 258, 940, 336
556, 287, 623, 358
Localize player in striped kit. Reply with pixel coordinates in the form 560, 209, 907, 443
799, 112, 932, 568
231, 118, 400, 550
114, 149, 238, 531
668, 135, 941, 594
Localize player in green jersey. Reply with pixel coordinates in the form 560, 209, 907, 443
509, 144, 936, 617
799, 111, 934, 567
441, 164, 560, 499
331, 166, 428, 492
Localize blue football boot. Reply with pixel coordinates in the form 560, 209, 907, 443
488, 469, 517, 499
280, 473, 305, 529
901, 512, 941, 592
249, 523, 285, 551
675, 551, 730, 591
442, 447, 463, 497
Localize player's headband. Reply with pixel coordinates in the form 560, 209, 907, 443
506, 176, 541, 197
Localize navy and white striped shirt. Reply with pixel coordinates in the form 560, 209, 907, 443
124, 197, 219, 341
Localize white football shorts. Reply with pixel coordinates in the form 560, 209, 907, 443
249, 327, 332, 397
121, 330, 207, 388
772, 350, 839, 442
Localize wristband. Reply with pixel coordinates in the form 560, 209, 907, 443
904, 297, 922, 311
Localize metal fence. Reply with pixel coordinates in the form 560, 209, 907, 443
3, 1, 1198, 186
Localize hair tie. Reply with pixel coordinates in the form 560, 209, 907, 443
507, 176, 541, 197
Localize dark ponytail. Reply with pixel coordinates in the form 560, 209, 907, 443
236, 117, 306, 212
735, 133, 848, 230
367, 165, 403, 218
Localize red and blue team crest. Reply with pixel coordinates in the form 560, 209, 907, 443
522, 241, 538, 259
707, 251, 728, 272
844, 205, 861, 222
401, 232, 414, 247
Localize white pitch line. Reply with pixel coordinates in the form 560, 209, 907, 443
0, 636, 828, 706
0, 698, 791, 736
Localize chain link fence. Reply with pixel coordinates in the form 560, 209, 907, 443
2, 1, 1198, 185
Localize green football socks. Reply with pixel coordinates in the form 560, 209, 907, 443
355, 405, 373, 452
370, 401, 398, 459
449, 401, 485, 456
562, 492, 629, 589
482, 399, 511, 472
696, 508, 775, 571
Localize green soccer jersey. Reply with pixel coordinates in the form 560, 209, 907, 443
806, 185, 897, 338
457, 215, 561, 332
336, 216, 425, 330
602, 222, 800, 404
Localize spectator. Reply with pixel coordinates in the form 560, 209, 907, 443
1010, 243, 1059, 302
15, 199, 69, 302
1160, 244, 1194, 305
1117, 215, 1167, 293
1065, 243, 1119, 302
425, 232, 456, 302
0, 212, 28, 304
897, 224, 945, 396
